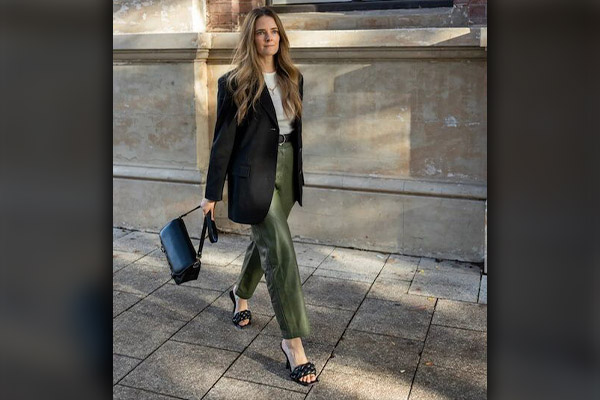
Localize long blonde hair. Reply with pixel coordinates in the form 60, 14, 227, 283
225, 7, 303, 126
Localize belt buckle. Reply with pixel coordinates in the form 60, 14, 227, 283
278, 135, 285, 146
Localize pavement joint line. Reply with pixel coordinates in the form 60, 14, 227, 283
113, 278, 171, 319
113, 352, 143, 360
169, 338, 243, 354
112, 287, 142, 296
117, 382, 187, 399
224, 375, 308, 395
114, 283, 235, 386
311, 245, 337, 270
112, 246, 160, 275
308, 271, 379, 284
200, 313, 279, 399
406, 297, 438, 399
303, 252, 391, 396
415, 267, 483, 277
344, 327, 428, 343
429, 323, 487, 333
404, 290, 481, 304
303, 301, 363, 312
476, 274, 483, 302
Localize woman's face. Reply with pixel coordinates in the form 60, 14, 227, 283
254, 16, 279, 59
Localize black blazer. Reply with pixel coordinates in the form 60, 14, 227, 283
204, 71, 304, 224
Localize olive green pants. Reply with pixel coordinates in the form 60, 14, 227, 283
234, 141, 310, 339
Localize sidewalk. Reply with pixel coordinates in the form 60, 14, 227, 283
113, 228, 487, 400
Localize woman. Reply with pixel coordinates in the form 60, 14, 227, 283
199, 7, 318, 386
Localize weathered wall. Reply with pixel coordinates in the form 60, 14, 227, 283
112, 1, 486, 33
113, 0, 206, 34
113, 26, 487, 262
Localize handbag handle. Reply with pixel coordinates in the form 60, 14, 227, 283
177, 205, 213, 259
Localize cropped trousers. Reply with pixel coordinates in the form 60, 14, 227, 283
234, 141, 310, 339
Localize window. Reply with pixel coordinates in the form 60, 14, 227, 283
268, 0, 454, 13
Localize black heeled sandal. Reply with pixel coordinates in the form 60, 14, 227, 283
280, 341, 319, 386
229, 289, 252, 329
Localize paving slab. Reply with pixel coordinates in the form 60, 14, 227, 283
113, 354, 142, 384
133, 248, 169, 269
113, 290, 144, 317
113, 385, 181, 399
307, 364, 413, 400
121, 340, 239, 399
113, 228, 131, 241
112, 230, 488, 398
327, 329, 421, 377
318, 247, 387, 275
421, 325, 487, 374
258, 265, 315, 285
113, 310, 186, 359
302, 275, 371, 311
113, 231, 161, 255
293, 242, 336, 268
409, 364, 487, 400
224, 333, 332, 393
418, 258, 481, 276
113, 250, 145, 273
349, 296, 435, 341
312, 266, 378, 283
262, 303, 355, 346
204, 376, 306, 400
379, 254, 420, 281
409, 268, 481, 303
367, 275, 411, 302
128, 285, 221, 322
478, 275, 487, 304
192, 234, 248, 267
231, 241, 335, 269
113, 262, 171, 296
172, 291, 271, 352
167, 262, 243, 292
432, 299, 487, 332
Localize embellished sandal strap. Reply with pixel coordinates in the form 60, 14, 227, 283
290, 362, 317, 380
232, 309, 252, 324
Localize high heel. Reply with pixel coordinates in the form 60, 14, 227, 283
280, 341, 319, 386
229, 287, 252, 329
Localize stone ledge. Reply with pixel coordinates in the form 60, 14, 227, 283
113, 164, 203, 184
113, 165, 486, 200
308, 172, 486, 200
113, 27, 485, 51
114, 28, 486, 62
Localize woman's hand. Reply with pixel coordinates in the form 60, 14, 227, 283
200, 198, 216, 220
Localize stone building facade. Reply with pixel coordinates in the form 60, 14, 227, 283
113, 1, 488, 262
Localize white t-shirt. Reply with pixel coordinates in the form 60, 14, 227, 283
263, 71, 293, 136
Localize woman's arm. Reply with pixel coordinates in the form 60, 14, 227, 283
204, 75, 238, 202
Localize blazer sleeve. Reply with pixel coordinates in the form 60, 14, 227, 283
204, 76, 238, 202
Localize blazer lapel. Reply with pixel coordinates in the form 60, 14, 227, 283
259, 85, 279, 129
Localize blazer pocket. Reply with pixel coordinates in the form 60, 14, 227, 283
232, 164, 250, 178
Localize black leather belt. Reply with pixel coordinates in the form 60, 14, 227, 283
278, 133, 292, 145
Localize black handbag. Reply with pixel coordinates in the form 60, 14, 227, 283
159, 205, 218, 285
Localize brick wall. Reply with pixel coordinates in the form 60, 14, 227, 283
206, 1, 487, 32
207, 0, 266, 31
454, 0, 488, 25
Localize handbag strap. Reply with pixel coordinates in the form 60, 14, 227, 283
177, 204, 210, 259
197, 213, 209, 259
178, 204, 203, 219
